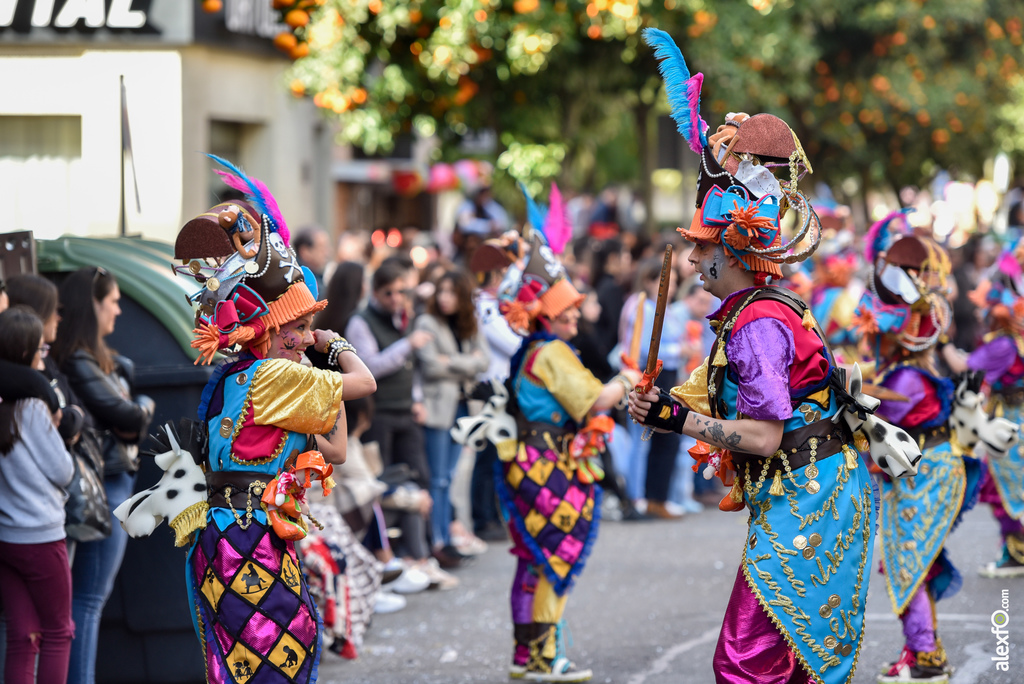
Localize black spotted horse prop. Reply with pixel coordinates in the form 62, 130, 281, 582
114, 422, 210, 547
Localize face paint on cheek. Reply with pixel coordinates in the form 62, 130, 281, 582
708, 248, 725, 281
281, 331, 299, 351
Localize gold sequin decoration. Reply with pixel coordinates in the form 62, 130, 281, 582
806, 480, 820, 494
823, 636, 838, 649
793, 535, 807, 550
804, 464, 819, 479
809, 533, 822, 547
841, 643, 852, 657
236, 373, 248, 385
206, 277, 220, 291
819, 605, 832, 619
219, 417, 233, 438
802, 547, 815, 560
828, 595, 841, 608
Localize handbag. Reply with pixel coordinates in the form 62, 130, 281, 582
65, 428, 112, 542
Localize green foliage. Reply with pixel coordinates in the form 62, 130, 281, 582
281, 0, 1022, 193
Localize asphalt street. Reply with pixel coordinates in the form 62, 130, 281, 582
320, 499, 1021, 684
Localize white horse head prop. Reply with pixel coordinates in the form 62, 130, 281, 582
950, 371, 1020, 458
451, 380, 519, 461
113, 423, 208, 547
839, 364, 921, 479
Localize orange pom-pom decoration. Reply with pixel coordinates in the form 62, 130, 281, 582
722, 201, 774, 252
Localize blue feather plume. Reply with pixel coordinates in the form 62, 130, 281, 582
519, 182, 549, 243
643, 28, 708, 154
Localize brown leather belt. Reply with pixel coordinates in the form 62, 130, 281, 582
206, 471, 270, 509
732, 420, 852, 475
995, 386, 1024, 407
518, 419, 574, 454
906, 424, 950, 450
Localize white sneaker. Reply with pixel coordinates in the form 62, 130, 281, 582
416, 558, 460, 590
373, 590, 407, 614
389, 564, 431, 594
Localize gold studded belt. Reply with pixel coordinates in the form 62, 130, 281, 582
733, 420, 851, 475
905, 424, 950, 450
206, 471, 269, 509
518, 419, 574, 454
994, 386, 1024, 407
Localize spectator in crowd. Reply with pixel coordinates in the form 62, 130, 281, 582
668, 282, 716, 514
469, 255, 525, 540
294, 226, 332, 299
591, 238, 630, 362
345, 258, 434, 508
6, 275, 89, 462
51, 267, 154, 684
415, 270, 490, 561
453, 186, 509, 263
619, 256, 684, 519
315, 261, 366, 334
0, 307, 75, 684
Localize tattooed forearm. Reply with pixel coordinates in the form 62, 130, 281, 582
326, 414, 341, 440
692, 415, 742, 450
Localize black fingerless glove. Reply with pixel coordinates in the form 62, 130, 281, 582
641, 388, 690, 434
304, 347, 330, 369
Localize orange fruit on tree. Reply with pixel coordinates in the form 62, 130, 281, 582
285, 10, 309, 27
274, 32, 297, 51
290, 42, 310, 59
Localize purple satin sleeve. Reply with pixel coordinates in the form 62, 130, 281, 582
968, 336, 1018, 386
875, 368, 928, 425
726, 317, 794, 421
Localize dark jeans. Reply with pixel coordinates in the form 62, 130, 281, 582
423, 402, 469, 547
69, 471, 135, 684
471, 441, 501, 533
645, 429, 681, 502
365, 409, 430, 490
0, 539, 74, 684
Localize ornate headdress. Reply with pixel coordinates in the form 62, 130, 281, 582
969, 241, 1024, 338
496, 183, 582, 335
644, 29, 822, 280
853, 211, 951, 353
173, 156, 327, 364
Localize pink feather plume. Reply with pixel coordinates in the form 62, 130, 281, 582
214, 169, 290, 246
543, 183, 572, 255
685, 73, 708, 155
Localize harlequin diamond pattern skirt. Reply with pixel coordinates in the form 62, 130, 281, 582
187, 515, 321, 684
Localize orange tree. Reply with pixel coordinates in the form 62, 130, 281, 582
255, 1, 1021, 214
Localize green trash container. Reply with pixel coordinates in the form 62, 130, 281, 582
38, 236, 212, 684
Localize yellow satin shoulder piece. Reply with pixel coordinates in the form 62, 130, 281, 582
250, 359, 344, 435
530, 340, 604, 423
670, 358, 712, 416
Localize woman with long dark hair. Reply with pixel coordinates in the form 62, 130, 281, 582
414, 269, 489, 559
51, 267, 154, 684
6, 274, 89, 461
0, 307, 75, 684
314, 261, 365, 334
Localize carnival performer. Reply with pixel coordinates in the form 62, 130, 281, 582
967, 241, 1024, 577
807, 204, 861, 359
498, 237, 641, 682
853, 226, 983, 683
629, 29, 922, 684
118, 157, 375, 684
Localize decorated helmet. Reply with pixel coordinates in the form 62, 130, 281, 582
174, 156, 327, 364
644, 28, 822, 281
853, 210, 952, 353
969, 241, 1024, 337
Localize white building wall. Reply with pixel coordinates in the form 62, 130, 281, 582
0, 49, 184, 241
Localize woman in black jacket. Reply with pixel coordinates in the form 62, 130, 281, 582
51, 267, 154, 684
